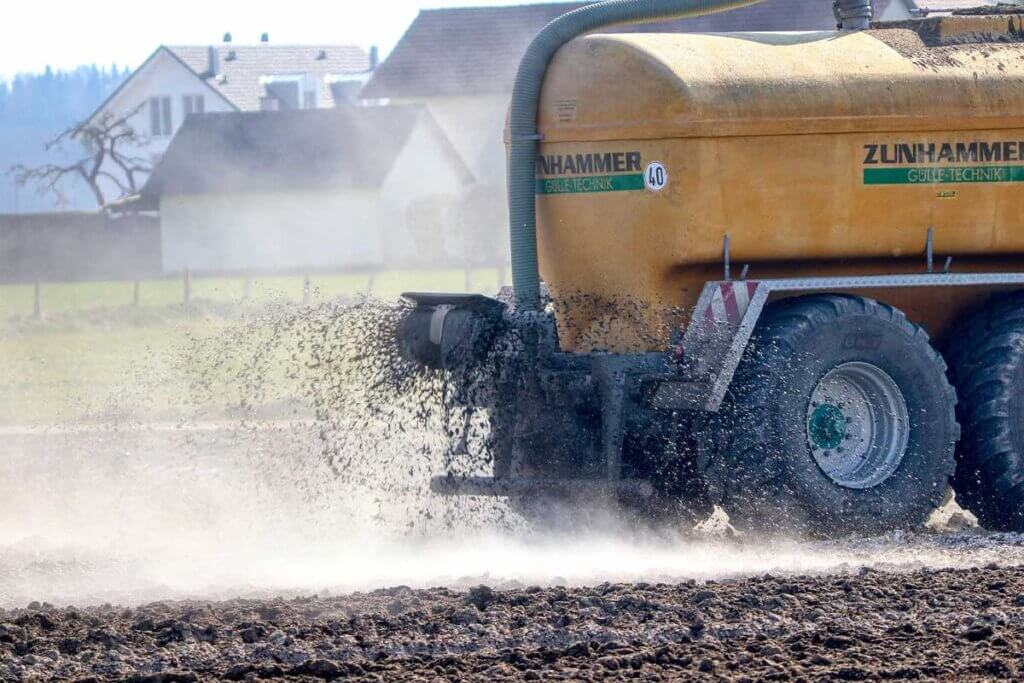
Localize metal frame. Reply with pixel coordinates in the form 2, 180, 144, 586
420, 270, 1024, 498
681, 271, 1024, 412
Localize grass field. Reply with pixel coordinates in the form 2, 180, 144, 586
0, 267, 508, 318
0, 267, 508, 424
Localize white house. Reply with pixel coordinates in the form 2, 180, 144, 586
86, 40, 374, 203
140, 106, 473, 272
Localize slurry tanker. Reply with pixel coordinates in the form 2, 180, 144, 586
399, 0, 1024, 536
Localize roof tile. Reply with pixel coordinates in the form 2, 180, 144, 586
167, 44, 371, 110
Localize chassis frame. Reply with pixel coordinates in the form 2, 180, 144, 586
425, 270, 1024, 498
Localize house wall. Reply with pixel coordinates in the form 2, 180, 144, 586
159, 188, 384, 272
382, 95, 511, 266
94, 51, 234, 203
394, 95, 510, 187
379, 117, 476, 264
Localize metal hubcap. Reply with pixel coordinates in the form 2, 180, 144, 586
806, 362, 910, 490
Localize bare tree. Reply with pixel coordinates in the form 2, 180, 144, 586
9, 104, 153, 208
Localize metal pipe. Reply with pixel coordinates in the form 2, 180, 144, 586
507, 0, 767, 310
834, 0, 873, 30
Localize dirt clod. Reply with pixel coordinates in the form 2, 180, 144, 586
0, 564, 1021, 681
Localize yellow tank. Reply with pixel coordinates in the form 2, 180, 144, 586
531, 15, 1024, 352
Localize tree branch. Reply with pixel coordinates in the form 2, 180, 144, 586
9, 100, 154, 208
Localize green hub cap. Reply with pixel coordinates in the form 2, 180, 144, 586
808, 404, 847, 451
806, 362, 911, 490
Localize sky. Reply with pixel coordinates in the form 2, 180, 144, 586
0, 0, 562, 80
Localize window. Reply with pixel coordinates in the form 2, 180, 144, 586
261, 74, 318, 110
149, 96, 172, 136
183, 94, 205, 117
265, 80, 300, 110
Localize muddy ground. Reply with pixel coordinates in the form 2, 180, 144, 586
3, 426, 1024, 680
0, 563, 1020, 681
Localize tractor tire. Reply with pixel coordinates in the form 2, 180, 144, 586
699, 295, 959, 538
944, 291, 1024, 531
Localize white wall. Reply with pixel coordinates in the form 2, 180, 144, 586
92, 50, 234, 202
160, 188, 384, 272
379, 115, 475, 264
396, 95, 510, 187
159, 114, 475, 272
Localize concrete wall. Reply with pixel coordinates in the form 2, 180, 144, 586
159, 188, 385, 272
0, 212, 161, 284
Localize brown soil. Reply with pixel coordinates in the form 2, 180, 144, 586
5, 563, 1023, 681
868, 24, 1024, 71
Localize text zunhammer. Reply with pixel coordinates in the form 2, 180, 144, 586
537, 152, 642, 176
864, 142, 1024, 165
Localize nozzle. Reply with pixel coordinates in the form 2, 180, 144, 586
398, 293, 506, 371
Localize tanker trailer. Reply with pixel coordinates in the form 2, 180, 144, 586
399, 0, 1024, 536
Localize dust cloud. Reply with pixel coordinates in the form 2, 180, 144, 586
0, 415, 1022, 610
0, 297, 1021, 610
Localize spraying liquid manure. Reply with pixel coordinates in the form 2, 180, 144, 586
397, 2, 1024, 539
0, 288, 1012, 608
8, 1, 1024, 611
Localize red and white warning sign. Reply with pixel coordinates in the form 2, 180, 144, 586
703, 281, 760, 330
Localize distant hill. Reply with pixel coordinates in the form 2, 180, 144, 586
0, 65, 128, 213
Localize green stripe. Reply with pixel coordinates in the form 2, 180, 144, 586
536, 174, 645, 195
865, 165, 1024, 185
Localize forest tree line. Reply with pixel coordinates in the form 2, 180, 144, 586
0, 65, 127, 213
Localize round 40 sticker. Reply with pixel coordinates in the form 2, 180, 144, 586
645, 161, 668, 192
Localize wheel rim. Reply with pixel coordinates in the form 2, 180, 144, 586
806, 361, 910, 489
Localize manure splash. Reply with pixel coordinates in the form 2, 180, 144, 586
0, 294, 1022, 608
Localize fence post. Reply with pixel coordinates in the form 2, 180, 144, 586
366, 270, 376, 297
183, 269, 191, 308
33, 281, 41, 319
303, 274, 312, 305
242, 274, 253, 302
132, 280, 141, 307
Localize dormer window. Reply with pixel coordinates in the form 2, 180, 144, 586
260, 74, 319, 110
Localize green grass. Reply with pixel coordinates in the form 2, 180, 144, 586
0, 267, 508, 424
0, 268, 508, 318
0, 320, 217, 424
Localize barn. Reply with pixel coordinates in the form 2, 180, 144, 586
141, 106, 473, 273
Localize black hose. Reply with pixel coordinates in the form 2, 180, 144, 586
506, 0, 767, 310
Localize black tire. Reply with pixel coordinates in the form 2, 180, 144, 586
700, 295, 958, 537
944, 291, 1024, 531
